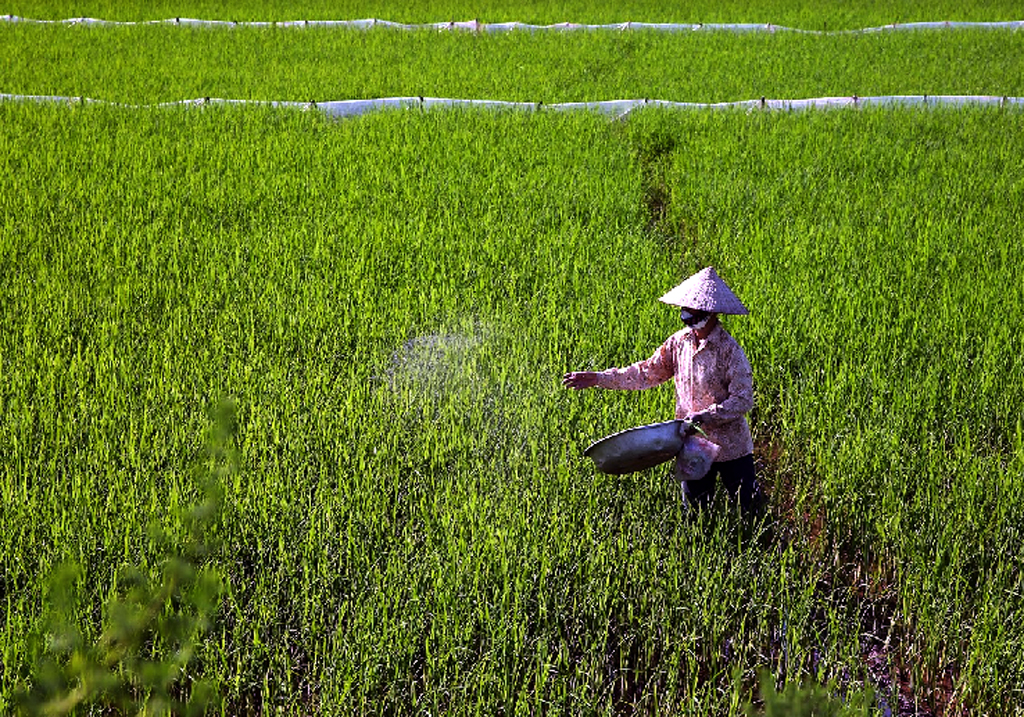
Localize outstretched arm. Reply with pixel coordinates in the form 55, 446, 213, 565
563, 337, 676, 391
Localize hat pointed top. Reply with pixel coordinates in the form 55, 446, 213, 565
658, 266, 749, 315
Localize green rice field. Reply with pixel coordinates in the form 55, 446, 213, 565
2, 3, 1024, 715
3, 24, 1024, 105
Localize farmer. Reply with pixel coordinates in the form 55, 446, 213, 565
562, 266, 760, 512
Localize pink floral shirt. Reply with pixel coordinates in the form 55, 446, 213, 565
596, 324, 754, 462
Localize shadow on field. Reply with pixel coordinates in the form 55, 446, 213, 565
588, 447, 958, 716
758, 441, 957, 717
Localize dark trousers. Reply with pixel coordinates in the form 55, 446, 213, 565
681, 453, 759, 512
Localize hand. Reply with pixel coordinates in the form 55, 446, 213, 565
562, 371, 601, 390
686, 409, 712, 426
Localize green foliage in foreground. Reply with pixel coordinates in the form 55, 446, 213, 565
1, 103, 1022, 713
3, 0, 1022, 27
748, 672, 874, 716
15, 404, 232, 716
2, 23, 1023, 104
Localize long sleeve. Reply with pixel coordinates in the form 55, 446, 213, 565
594, 337, 677, 391
703, 343, 754, 425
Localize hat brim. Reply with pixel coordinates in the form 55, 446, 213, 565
659, 267, 749, 315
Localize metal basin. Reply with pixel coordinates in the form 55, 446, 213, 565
583, 420, 687, 475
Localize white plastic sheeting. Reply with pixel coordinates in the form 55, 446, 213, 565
2, 15, 1023, 34
2, 93, 1022, 118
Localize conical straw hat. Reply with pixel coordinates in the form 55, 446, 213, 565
658, 266, 749, 315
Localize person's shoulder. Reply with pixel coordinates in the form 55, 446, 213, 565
714, 325, 752, 365
712, 324, 745, 352
664, 329, 690, 346
712, 324, 736, 343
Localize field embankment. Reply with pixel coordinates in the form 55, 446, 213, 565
4, 0, 1023, 27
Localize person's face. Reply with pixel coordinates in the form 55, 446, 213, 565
680, 308, 712, 328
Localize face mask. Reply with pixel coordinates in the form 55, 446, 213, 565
680, 308, 712, 329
